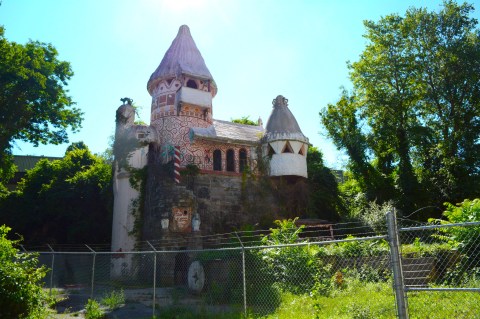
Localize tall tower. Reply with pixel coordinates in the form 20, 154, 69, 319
262, 95, 309, 178
111, 99, 156, 277
147, 25, 217, 165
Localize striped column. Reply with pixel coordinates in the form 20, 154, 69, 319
174, 146, 181, 184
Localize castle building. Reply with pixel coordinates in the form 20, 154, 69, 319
111, 25, 309, 281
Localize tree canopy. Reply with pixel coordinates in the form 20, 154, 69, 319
0, 145, 112, 244
321, 1, 480, 218
65, 141, 88, 154
0, 26, 82, 184
231, 116, 258, 126
306, 147, 342, 221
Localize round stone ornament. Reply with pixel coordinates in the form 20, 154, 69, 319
187, 261, 205, 293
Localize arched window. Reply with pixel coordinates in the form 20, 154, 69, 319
213, 150, 222, 171
239, 148, 247, 172
186, 79, 198, 89
226, 149, 235, 172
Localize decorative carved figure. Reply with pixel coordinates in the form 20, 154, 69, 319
192, 213, 201, 231
120, 97, 134, 105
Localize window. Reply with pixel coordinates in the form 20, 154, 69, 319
213, 150, 222, 171
167, 94, 175, 105
282, 141, 294, 153
186, 79, 198, 89
298, 144, 306, 156
268, 144, 275, 157
239, 149, 247, 172
226, 149, 235, 172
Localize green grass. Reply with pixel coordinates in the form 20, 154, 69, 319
408, 290, 480, 319
137, 278, 480, 319
258, 279, 480, 319
260, 280, 395, 319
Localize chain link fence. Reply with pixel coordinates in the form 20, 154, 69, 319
30, 213, 480, 318
399, 221, 480, 318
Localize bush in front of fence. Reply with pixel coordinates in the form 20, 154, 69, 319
198, 248, 282, 312
322, 235, 389, 258
0, 225, 49, 319
428, 198, 480, 285
439, 199, 480, 259
259, 219, 335, 296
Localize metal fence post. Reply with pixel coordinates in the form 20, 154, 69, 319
85, 245, 96, 299
386, 210, 409, 319
47, 244, 55, 294
147, 241, 157, 318
235, 232, 247, 317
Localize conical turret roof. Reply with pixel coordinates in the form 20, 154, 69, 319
263, 95, 308, 143
147, 25, 215, 94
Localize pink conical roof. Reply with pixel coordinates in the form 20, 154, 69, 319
147, 25, 215, 94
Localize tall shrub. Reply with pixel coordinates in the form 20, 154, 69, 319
0, 225, 48, 318
260, 219, 332, 295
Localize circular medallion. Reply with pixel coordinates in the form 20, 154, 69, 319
187, 261, 205, 293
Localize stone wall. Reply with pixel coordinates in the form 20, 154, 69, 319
143, 168, 279, 243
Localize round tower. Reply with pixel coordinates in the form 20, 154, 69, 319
148, 25, 217, 165
262, 95, 309, 178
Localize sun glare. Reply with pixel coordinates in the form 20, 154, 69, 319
143, 0, 209, 12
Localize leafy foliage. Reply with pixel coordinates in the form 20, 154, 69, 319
306, 147, 342, 221
65, 141, 88, 154
0, 145, 112, 244
321, 1, 480, 218
231, 116, 258, 126
431, 198, 480, 274
401, 238, 454, 258
323, 235, 390, 258
431, 199, 480, 248
84, 299, 105, 319
0, 225, 48, 319
0, 26, 82, 186
100, 289, 125, 310
260, 219, 333, 295
358, 200, 394, 234
443, 198, 480, 224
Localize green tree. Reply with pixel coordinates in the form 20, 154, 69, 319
321, 91, 394, 206
321, 1, 480, 218
0, 26, 82, 186
231, 116, 258, 126
0, 225, 48, 319
65, 141, 88, 154
0, 145, 112, 244
306, 147, 342, 221
406, 2, 480, 204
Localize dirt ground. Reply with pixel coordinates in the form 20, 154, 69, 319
47, 287, 199, 319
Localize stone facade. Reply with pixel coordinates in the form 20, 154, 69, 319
143, 167, 278, 242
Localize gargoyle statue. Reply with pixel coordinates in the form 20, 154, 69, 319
120, 97, 133, 105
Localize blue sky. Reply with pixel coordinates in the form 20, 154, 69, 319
1, 0, 477, 168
